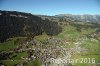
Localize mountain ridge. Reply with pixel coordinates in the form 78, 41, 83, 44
38, 14, 100, 22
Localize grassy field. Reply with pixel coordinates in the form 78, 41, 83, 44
0, 38, 17, 52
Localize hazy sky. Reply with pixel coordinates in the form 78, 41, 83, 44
0, 0, 100, 15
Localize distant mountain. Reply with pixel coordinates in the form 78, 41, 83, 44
56, 14, 100, 22
38, 14, 100, 22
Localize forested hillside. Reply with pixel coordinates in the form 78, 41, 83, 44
0, 10, 62, 42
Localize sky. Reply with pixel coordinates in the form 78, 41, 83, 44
0, 0, 100, 15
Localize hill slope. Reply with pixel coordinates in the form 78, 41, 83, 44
0, 10, 62, 42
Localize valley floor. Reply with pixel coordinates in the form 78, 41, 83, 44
0, 22, 100, 66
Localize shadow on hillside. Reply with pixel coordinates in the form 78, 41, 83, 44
0, 11, 62, 42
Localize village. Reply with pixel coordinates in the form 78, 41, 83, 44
1, 36, 95, 66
